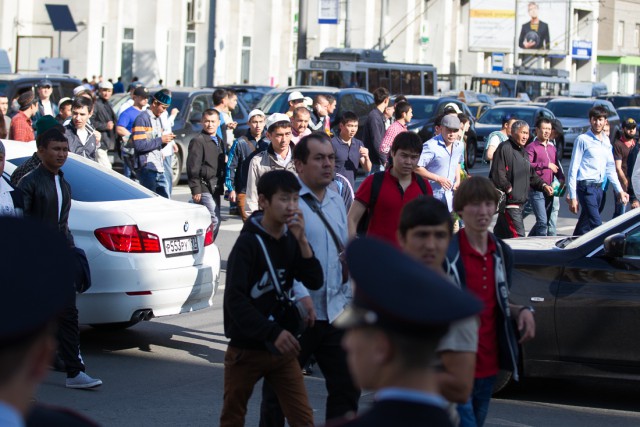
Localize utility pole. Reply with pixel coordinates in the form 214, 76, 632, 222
378, 0, 386, 50
297, 0, 308, 61
206, 0, 217, 87
345, 0, 351, 48
512, 0, 518, 72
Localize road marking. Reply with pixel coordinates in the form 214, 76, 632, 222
219, 223, 244, 232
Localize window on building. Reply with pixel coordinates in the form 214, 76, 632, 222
100, 26, 106, 76
617, 21, 624, 46
183, 30, 196, 87
121, 28, 134, 84
241, 37, 251, 84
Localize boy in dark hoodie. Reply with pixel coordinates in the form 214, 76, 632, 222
221, 169, 323, 427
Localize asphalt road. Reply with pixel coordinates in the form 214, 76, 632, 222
33, 163, 640, 426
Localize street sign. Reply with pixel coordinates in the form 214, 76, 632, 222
572, 40, 592, 60
492, 53, 505, 72
319, 0, 339, 24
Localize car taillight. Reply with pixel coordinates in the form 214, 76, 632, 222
95, 225, 161, 253
204, 223, 214, 246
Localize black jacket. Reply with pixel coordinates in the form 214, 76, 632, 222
64, 123, 98, 161
489, 137, 546, 205
223, 212, 323, 350
17, 164, 74, 245
363, 108, 387, 165
328, 399, 453, 427
92, 96, 117, 150
518, 20, 550, 50
186, 131, 226, 196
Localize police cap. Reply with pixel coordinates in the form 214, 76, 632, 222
335, 238, 482, 336
0, 217, 75, 346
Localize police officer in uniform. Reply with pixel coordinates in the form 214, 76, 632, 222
0, 217, 98, 427
328, 238, 482, 427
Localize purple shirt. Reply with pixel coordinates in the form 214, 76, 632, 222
525, 138, 564, 186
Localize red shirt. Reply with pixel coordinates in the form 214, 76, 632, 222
8, 111, 34, 142
355, 169, 432, 247
458, 229, 500, 378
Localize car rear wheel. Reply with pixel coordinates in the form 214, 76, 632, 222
492, 369, 515, 395
171, 148, 182, 187
465, 137, 477, 169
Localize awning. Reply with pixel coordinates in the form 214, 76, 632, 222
597, 56, 640, 66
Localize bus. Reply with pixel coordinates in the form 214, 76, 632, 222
470, 69, 569, 100
296, 48, 438, 95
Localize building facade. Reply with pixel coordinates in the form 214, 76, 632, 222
0, 0, 637, 93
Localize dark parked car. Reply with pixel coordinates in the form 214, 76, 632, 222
496, 208, 640, 393
109, 87, 250, 185
221, 84, 272, 109
545, 98, 619, 155
596, 95, 640, 109
406, 96, 479, 168
0, 73, 81, 114
255, 86, 374, 139
475, 105, 563, 158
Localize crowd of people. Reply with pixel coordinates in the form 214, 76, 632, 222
1, 78, 638, 426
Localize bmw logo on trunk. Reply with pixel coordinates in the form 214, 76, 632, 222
183, 221, 189, 232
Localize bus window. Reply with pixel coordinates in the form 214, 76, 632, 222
298, 70, 325, 85
424, 71, 435, 95
403, 70, 421, 95
327, 71, 354, 88
355, 71, 366, 89
390, 70, 401, 94
368, 69, 380, 93
378, 69, 391, 92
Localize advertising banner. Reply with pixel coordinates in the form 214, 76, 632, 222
469, 0, 516, 52
517, 1, 568, 53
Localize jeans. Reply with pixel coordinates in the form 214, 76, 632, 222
494, 206, 525, 239
457, 375, 497, 427
198, 192, 221, 238
220, 346, 314, 427
528, 190, 554, 236
259, 322, 360, 426
368, 163, 385, 175
137, 168, 169, 198
574, 181, 603, 236
613, 196, 627, 218
548, 196, 559, 236
163, 154, 173, 197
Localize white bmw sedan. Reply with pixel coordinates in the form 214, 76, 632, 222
3, 140, 220, 328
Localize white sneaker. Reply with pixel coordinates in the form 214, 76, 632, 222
66, 372, 103, 389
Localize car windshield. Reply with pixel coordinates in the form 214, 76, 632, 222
407, 98, 439, 120
564, 208, 639, 250
478, 108, 534, 125
169, 93, 189, 114
8, 156, 155, 202
546, 102, 592, 118
257, 91, 326, 114
619, 109, 640, 123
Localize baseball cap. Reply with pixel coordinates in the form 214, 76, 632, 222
248, 109, 266, 121
99, 81, 113, 90
288, 91, 305, 103
37, 79, 53, 88
443, 102, 462, 114
133, 86, 149, 97
303, 97, 313, 108
57, 97, 72, 109
624, 117, 637, 129
73, 85, 90, 96
335, 238, 482, 335
265, 113, 290, 131
441, 114, 461, 130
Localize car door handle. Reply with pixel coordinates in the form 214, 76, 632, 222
531, 297, 544, 302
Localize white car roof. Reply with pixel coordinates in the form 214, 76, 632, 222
2, 139, 37, 159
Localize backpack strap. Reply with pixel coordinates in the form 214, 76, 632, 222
368, 171, 386, 217
415, 175, 429, 195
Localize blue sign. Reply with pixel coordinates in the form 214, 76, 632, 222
572, 40, 592, 60
492, 53, 504, 72
319, 0, 339, 24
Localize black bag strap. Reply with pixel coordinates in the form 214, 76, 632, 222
415, 175, 429, 195
254, 234, 287, 299
301, 193, 344, 253
368, 171, 386, 217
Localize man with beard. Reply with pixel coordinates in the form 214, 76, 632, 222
612, 118, 637, 217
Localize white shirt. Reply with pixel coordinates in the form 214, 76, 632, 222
76, 127, 89, 145
0, 178, 16, 217
55, 175, 63, 220
42, 99, 54, 116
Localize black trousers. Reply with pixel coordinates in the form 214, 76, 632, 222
259, 321, 361, 426
57, 296, 85, 378
494, 205, 525, 239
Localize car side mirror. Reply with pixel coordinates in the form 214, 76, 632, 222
604, 233, 626, 258
190, 112, 202, 123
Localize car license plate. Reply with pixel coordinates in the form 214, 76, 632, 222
163, 236, 199, 257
